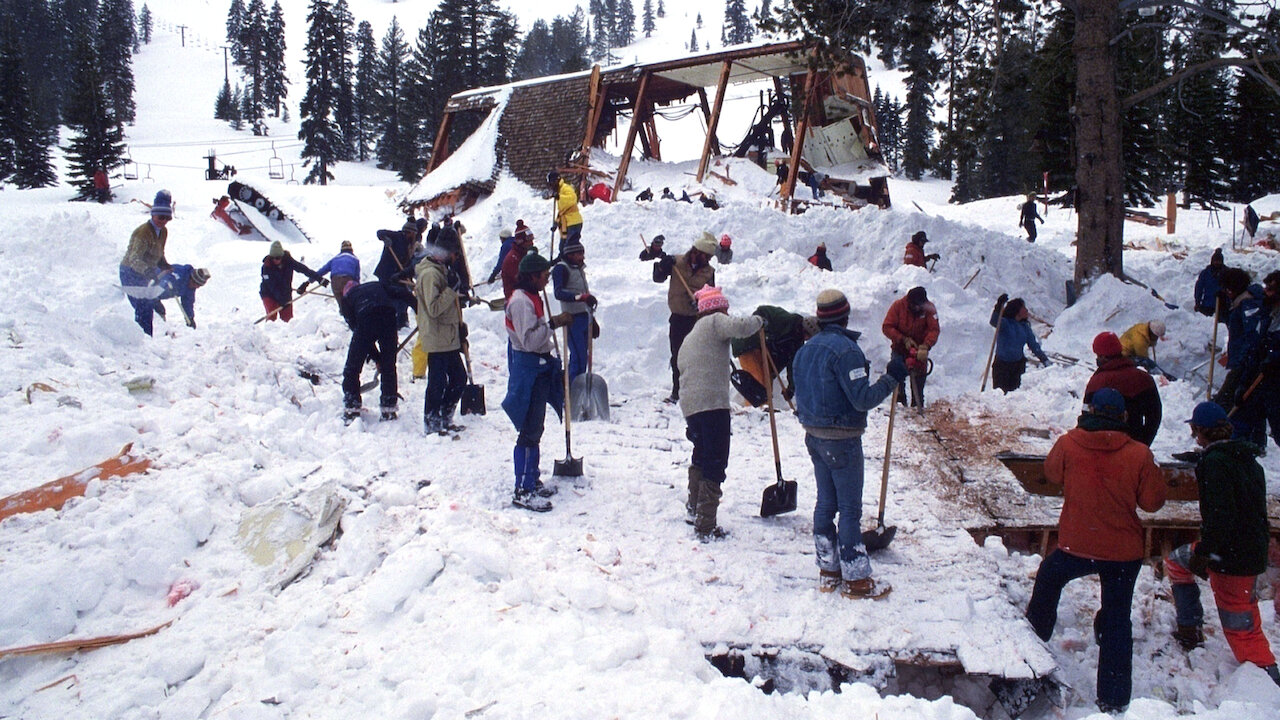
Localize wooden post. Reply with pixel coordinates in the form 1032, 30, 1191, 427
773, 77, 794, 149
696, 62, 732, 183
1166, 192, 1177, 234
577, 66, 604, 196
697, 88, 721, 155
780, 71, 816, 211
426, 112, 455, 173
612, 72, 651, 201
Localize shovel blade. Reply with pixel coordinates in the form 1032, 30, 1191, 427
553, 457, 583, 478
460, 383, 486, 416
759, 478, 798, 517
570, 373, 610, 422
862, 523, 897, 551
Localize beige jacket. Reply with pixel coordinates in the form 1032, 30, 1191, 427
667, 253, 715, 316
415, 258, 461, 353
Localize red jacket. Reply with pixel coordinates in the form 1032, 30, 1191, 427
1084, 357, 1163, 445
501, 244, 530, 300
1045, 418, 1166, 561
903, 241, 926, 267
881, 296, 940, 357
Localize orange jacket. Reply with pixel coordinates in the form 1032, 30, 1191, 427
1045, 419, 1166, 561
881, 296, 939, 357
903, 241, 926, 267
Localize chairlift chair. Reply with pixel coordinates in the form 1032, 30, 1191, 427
268, 142, 285, 180
287, 164, 298, 185
122, 151, 139, 180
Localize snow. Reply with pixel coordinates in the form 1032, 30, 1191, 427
1, 1, 1279, 719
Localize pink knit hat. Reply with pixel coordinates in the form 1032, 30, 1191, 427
695, 286, 729, 314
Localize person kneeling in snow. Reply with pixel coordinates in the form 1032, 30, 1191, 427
792, 289, 907, 599
1025, 389, 1165, 715
1119, 319, 1166, 371
989, 294, 1050, 393
676, 286, 764, 542
340, 279, 415, 423
502, 252, 574, 511
156, 265, 211, 329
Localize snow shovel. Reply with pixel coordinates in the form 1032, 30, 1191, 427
546, 291, 583, 478
457, 297, 485, 415
570, 308, 609, 421
863, 385, 900, 551
758, 329, 797, 517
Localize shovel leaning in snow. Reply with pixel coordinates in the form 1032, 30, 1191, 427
545, 290, 583, 477
758, 329, 798, 517
863, 385, 900, 551
570, 307, 609, 421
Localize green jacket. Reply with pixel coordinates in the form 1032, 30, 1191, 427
120, 220, 169, 277
1195, 439, 1269, 576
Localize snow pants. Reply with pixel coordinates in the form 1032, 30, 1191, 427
1025, 549, 1141, 709
261, 295, 293, 322
806, 434, 871, 582
1165, 543, 1277, 668
565, 312, 589, 381
424, 350, 466, 419
992, 358, 1026, 393
120, 265, 160, 336
343, 309, 398, 409
685, 409, 731, 483
668, 313, 697, 399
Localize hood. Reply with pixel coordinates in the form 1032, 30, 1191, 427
1062, 425, 1133, 453
1203, 438, 1262, 462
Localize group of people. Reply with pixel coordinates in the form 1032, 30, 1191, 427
119, 190, 212, 335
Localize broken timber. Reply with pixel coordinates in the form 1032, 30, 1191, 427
0, 443, 152, 523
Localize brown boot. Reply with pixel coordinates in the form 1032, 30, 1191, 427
840, 577, 892, 600
818, 569, 842, 593
694, 477, 726, 541
1173, 624, 1205, 651
685, 466, 703, 525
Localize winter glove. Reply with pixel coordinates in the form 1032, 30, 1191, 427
996, 293, 1009, 308
550, 223, 559, 234
1188, 551, 1211, 580
576, 293, 598, 310
1171, 450, 1202, 463
318, 277, 330, 288
296, 282, 311, 294
1037, 354, 1051, 366
903, 337, 919, 351
487, 270, 499, 284
916, 346, 929, 363
591, 318, 601, 339
550, 312, 573, 329
885, 356, 909, 383
925, 253, 941, 262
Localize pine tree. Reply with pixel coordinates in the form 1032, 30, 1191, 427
230, 83, 244, 129
657, 0, 664, 19
0, 26, 56, 188
554, 9, 590, 73
374, 17, 416, 179
331, 0, 355, 159
215, 79, 234, 120
1167, 5, 1232, 206
591, 0, 611, 60
263, 1, 288, 116
513, 19, 554, 81
696, 12, 702, 28
1224, 10, 1280, 203
64, 34, 125, 198
899, 0, 939, 180
484, 10, 519, 84
352, 20, 377, 162
227, 0, 246, 64
298, 0, 342, 185
1028, 5, 1075, 199
138, 4, 152, 44
97, 0, 136, 124
642, 0, 654, 38
688, 28, 697, 52
239, 0, 267, 122
614, 0, 634, 47
722, 0, 752, 45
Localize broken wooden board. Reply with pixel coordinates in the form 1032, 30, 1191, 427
0, 443, 152, 523
0, 621, 171, 659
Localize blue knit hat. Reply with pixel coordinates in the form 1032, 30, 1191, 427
151, 190, 173, 217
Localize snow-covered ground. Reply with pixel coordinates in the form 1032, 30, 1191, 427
2, 1, 1279, 719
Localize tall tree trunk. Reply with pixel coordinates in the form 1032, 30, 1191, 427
1072, 0, 1124, 286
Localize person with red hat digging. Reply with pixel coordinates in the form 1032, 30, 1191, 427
1084, 331, 1163, 446
676, 286, 763, 542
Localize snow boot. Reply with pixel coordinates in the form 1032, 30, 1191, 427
840, 577, 892, 600
696, 526, 729, 543
1264, 665, 1280, 687
440, 404, 465, 433
1173, 624, 1205, 651
343, 392, 361, 425
343, 407, 361, 425
684, 466, 703, 525
533, 480, 558, 498
1095, 701, 1127, 715
819, 569, 842, 593
693, 477, 726, 541
380, 403, 398, 421
512, 488, 553, 512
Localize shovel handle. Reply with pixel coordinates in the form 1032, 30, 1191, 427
878, 384, 899, 526
760, 328, 785, 484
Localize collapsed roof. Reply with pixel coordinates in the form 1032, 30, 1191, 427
403, 40, 891, 215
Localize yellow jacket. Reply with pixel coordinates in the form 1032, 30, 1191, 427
1119, 323, 1155, 359
555, 180, 582, 231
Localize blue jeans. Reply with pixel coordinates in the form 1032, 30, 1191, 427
119, 265, 159, 335
566, 312, 589, 381
805, 434, 870, 581
1025, 549, 1141, 709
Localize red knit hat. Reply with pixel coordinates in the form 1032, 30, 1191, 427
695, 286, 729, 314
1093, 331, 1123, 357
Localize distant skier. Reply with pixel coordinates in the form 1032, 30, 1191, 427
808, 243, 833, 271
260, 240, 324, 323
93, 167, 110, 204
340, 279, 416, 423
1084, 332, 1162, 446
119, 189, 175, 336
156, 265, 211, 329
676, 286, 763, 542
903, 231, 939, 268
548, 170, 582, 254
653, 232, 719, 402
551, 240, 597, 382
1019, 195, 1043, 242
989, 294, 1050, 393
309, 241, 360, 310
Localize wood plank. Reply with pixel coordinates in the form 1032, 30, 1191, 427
0, 444, 152, 523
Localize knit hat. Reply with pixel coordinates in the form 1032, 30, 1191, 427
1187, 401, 1229, 428
911, 230, 928, 245
433, 227, 461, 256
1210, 248, 1224, 265
1092, 331, 1123, 357
719, 233, 732, 248
191, 268, 211, 287
151, 190, 173, 217
561, 240, 585, 257
500, 228, 513, 239
1147, 319, 1166, 339
518, 251, 551, 274
269, 240, 284, 258
801, 315, 821, 337
695, 286, 729, 314
906, 286, 928, 306
402, 218, 418, 234
340, 240, 353, 253
693, 231, 718, 256
816, 289, 850, 324
1090, 388, 1126, 418
652, 235, 665, 245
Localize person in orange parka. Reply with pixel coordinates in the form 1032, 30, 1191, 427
881, 286, 940, 407
1025, 389, 1166, 714
903, 231, 939, 268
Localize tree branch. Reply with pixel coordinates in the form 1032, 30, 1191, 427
1123, 54, 1280, 108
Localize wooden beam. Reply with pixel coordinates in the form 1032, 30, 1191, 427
780, 71, 816, 211
612, 71, 651, 201
644, 111, 661, 161
696, 61, 732, 183
577, 65, 604, 197
773, 76, 794, 151
697, 88, 721, 155
426, 112, 455, 173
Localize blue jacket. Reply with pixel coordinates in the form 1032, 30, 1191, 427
1226, 284, 1265, 369
793, 326, 896, 430
502, 350, 564, 429
157, 264, 198, 321
1194, 266, 1222, 311
990, 307, 1049, 363
488, 237, 516, 281
317, 251, 360, 280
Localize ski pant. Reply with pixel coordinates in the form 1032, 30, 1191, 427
120, 265, 160, 336
515, 368, 553, 448
685, 409, 731, 483
1165, 543, 1276, 668
992, 358, 1026, 393
668, 313, 698, 399
1024, 220, 1038, 243
261, 295, 293, 322
565, 312, 590, 382
424, 349, 466, 419
559, 223, 582, 257
1025, 549, 1141, 709
806, 434, 871, 582
343, 309, 398, 408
